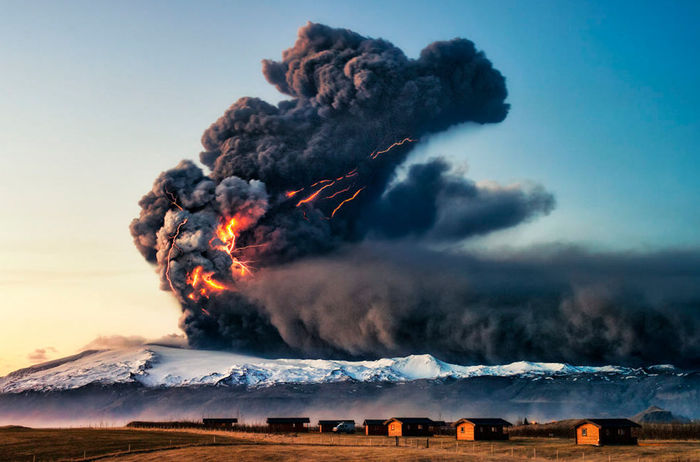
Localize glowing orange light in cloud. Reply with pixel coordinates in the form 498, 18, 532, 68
180, 137, 416, 303
285, 188, 304, 198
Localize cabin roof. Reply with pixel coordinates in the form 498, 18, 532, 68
384, 417, 434, 425
576, 419, 641, 429
318, 420, 355, 425
454, 418, 512, 427
363, 419, 387, 425
266, 417, 310, 424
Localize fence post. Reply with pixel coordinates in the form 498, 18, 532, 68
395, 436, 399, 447
426, 438, 429, 448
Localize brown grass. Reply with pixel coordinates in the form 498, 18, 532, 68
0, 426, 242, 462
101, 436, 700, 462
1, 426, 698, 462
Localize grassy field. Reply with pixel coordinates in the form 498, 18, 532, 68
0, 426, 243, 461
1, 426, 698, 461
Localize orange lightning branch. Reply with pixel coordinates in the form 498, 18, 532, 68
323, 185, 352, 200
164, 188, 183, 211
370, 137, 416, 159
296, 182, 336, 206
331, 187, 365, 217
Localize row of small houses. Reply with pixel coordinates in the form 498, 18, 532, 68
199, 417, 642, 446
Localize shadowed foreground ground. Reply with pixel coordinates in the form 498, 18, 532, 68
0, 426, 242, 461
1, 427, 698, 461
101, 441, 700, 462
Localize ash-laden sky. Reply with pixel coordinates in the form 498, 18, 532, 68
131, 23, 699, 367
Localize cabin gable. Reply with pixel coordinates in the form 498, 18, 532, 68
576, 423, 600, 445
456, 422, 475, 440
387, 420, 402, 437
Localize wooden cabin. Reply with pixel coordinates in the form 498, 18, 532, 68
575, 419, 641, 446
454, 418, 512, 441
318, 420, 355, 433
202, 418, 238, 429
363, 419, 388, 436
266, 417, 310, 433
385, 417, 434, 437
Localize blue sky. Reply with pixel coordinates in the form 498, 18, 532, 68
0, 0, 698, 372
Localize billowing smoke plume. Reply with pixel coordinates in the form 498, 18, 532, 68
131, 23, 699, 367
241, 245, 700, 367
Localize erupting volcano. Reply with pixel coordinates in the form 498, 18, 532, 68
130, 22, 699, 367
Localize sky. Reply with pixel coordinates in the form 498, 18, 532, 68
0, 0, 698, 374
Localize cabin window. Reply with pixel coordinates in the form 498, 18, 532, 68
391, 424, 396, 431
492, 427, 497, 432
581, 428, 587, 436
479, 427, 484, 432
618, 429, 624, 436
418, 425, 423, 430
460, 426, 465, 433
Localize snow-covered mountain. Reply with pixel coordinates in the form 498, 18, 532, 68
0, 345, 681, 393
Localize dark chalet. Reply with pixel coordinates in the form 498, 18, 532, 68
363, 419, 388, 436
266, 417, 310, 433
202, 418, 238, 429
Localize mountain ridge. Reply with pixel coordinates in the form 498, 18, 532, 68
0, 345, 686, 394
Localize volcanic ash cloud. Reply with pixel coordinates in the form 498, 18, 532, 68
130, 22, 698, 367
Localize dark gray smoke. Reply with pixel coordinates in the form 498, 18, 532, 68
130, 23, 698, 367
365, 158, 555, 240
239, 244, 700, 367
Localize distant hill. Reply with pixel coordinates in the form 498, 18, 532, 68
633, 406, 690, 423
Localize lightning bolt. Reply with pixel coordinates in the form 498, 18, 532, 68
369, 137, 416, 159
165, 217, 188, 294
331, 188, 365, 217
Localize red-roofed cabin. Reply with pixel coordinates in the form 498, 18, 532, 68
575, 419, 641, 446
